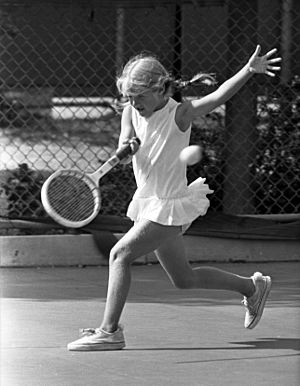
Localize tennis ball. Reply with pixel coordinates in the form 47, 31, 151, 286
179, 145, 202, 165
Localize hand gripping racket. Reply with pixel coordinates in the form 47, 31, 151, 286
41, 137, 140, 228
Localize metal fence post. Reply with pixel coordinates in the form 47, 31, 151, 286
223, 0, 258, 214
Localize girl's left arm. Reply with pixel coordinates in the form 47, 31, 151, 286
176, 45, 281, 130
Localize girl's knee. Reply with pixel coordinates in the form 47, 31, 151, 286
109, 244, 132, 266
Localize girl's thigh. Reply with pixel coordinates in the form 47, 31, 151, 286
154, 235, 193, 284
112, 218, 181, 263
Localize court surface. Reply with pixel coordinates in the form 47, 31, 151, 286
1, 262, 299, 386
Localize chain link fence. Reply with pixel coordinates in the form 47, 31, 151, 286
0, 0, 299, 221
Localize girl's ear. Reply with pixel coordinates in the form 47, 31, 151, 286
162, 79, 173, 96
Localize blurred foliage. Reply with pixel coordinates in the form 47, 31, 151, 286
189, 76, 300, 214
1, 163, 46, 218
188, 111, 225, 212
99, 164, 136, 216
250, 76, 300, 214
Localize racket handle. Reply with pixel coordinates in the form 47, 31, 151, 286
116, 137, 141, 160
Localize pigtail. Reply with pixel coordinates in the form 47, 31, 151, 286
173, 72, 217, 90
116, 50, 217, 100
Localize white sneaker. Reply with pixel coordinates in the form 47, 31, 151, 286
243, 272, 272, 329
67, 325, 125, 351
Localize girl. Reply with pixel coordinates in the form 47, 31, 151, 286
68, 45, 281, 351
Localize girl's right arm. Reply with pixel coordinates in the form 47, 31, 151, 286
118, 104, 135, 147
118, 104, 135, 164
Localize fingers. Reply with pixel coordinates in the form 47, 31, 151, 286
268, 66, 281, 71
253, 44, 261, 57
266, 56, 281, 76
265, 70, 276, 77
129, 137, 141, 154
268, 57, 282, 63
263, 47, 282, 76
249, 45, 261, 64
264, 48, 282, 67
265, 65, 281, 77
265, 48, 278, 58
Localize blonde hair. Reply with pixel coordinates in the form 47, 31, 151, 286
116, 52, 216, 97
116, 53, 171, 96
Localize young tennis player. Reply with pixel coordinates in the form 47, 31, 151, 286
68, 45, 281, 351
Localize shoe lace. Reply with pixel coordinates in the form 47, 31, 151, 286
80, 328, 97, 337
79, 324, 123, 337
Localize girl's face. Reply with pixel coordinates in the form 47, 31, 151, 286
128, 89, 167, 118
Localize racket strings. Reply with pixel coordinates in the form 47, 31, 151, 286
47, 175, 97, 222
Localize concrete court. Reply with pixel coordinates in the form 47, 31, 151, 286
1, 262, 299, 386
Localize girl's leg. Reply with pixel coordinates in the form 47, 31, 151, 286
100, 220, 181, 333
155, 234, 255, 296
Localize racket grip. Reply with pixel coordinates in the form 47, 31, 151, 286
116, 137, 141, 160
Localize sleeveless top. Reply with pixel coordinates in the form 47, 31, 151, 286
127, 97, 213, 227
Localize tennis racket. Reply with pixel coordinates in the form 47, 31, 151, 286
41, 137, 140, 228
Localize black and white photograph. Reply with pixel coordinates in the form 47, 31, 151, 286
0, 1, 299, 385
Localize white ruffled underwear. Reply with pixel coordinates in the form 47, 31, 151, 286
127, 177, 213, 227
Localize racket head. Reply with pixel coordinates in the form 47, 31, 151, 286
41, 169, 101, 228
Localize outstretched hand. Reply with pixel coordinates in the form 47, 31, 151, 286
248, 45, 281, 77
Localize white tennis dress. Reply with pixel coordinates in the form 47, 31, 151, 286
127, 98, 213, 228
